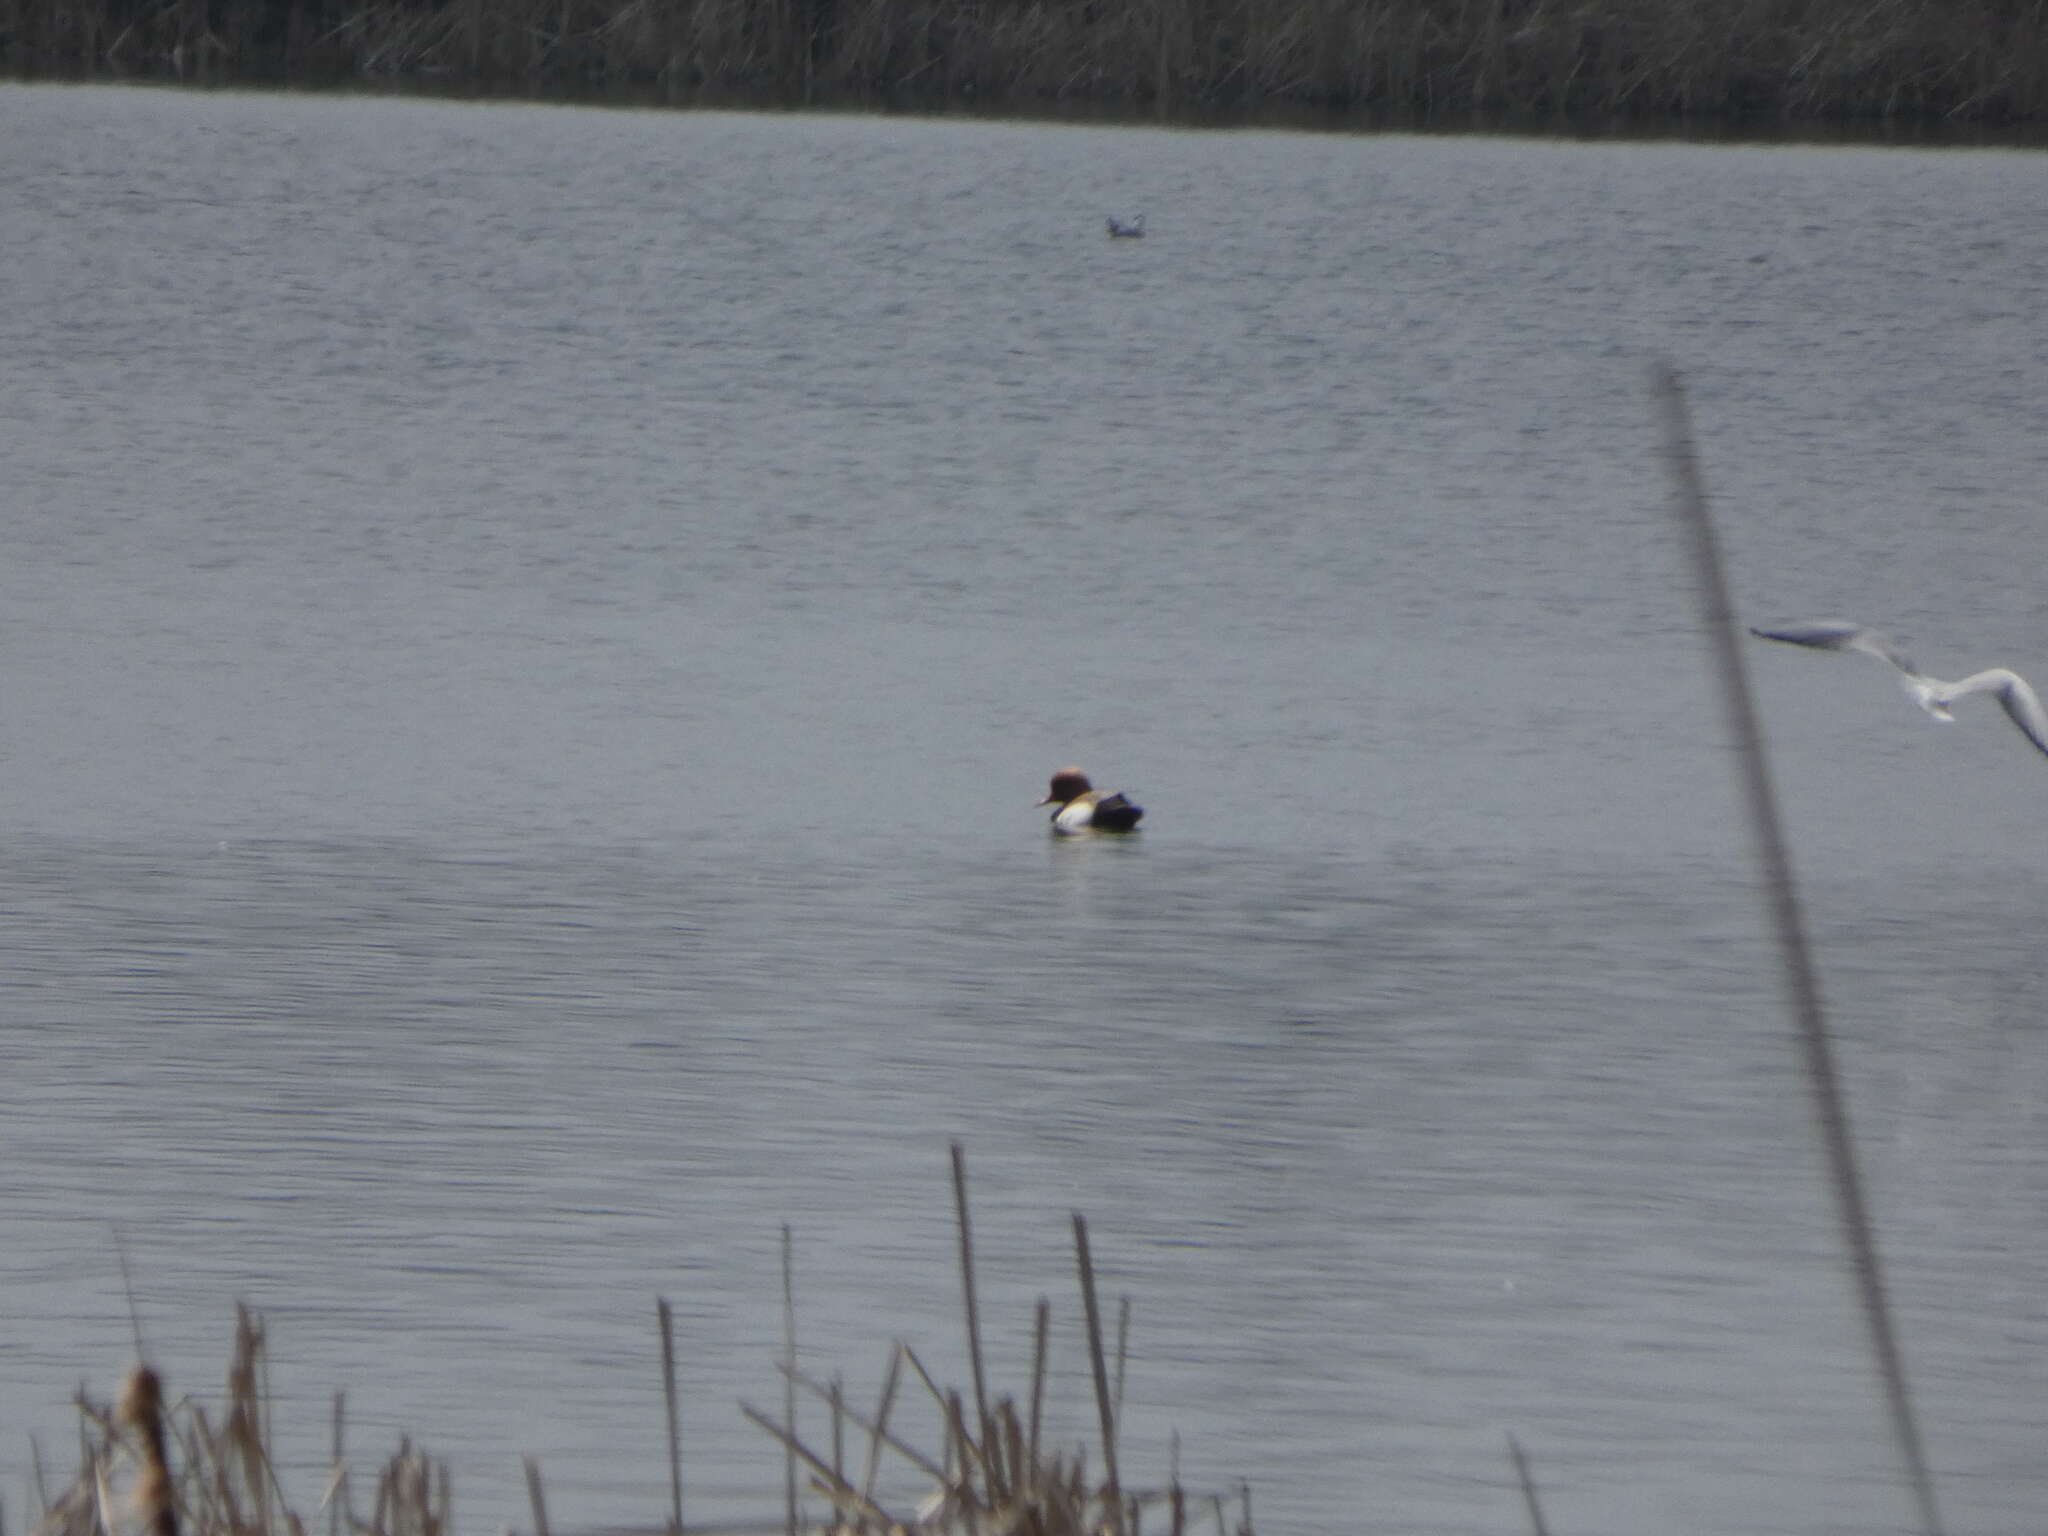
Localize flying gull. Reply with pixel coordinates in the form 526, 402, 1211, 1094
1750, 620, 2048, 759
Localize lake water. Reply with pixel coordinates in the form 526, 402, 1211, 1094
3, 81, 2048, 1536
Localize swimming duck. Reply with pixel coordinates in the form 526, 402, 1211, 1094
1105, 214, 1146, 239
1039, 767, 1144, 834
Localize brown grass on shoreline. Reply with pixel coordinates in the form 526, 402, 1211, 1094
5, 0, 2048, 122
26, 1149, 1254, 1536
730, 1152, 1252, 1536
31, 1306, 451, 1536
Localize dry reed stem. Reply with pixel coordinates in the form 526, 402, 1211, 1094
1110, 1299, 1130, 1448
742, 1169, 1247, 1536
1504, 1434, 1549, 1536
946, 1145, 992, 1505
523, 1457, 551, 1536
857, 1344, 903, 1511
780, 1366, 947, 1486
780, 1225, 798, 1536
327, 1394, 344, 1536
827, 1378, 845, 1494
1071, 1215, 1121, 1536
735, 1406, 890, 1529
897, 1348, 946, 1416
31, 1436, 53, 1521
34, 1316, 446, 1536
1025, 1301, 1048, 1476
658, 1298, 684, 1536
33, 1160, 1251, 1536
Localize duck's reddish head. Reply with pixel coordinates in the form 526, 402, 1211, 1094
1038, 767, 1094, 806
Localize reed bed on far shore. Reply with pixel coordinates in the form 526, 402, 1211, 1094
5, 0, 2048, 123
24, 1147, 1257, 1536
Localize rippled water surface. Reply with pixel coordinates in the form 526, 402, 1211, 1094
4, 82, 2048, 1535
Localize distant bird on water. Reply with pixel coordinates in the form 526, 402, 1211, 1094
1106, 214, 1146, 239
1039, 767, 1145, 834
1750, 619, 2048, 759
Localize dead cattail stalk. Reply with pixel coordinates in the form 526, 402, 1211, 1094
35, 1311, 449, 1536
117, 1367, 179, 1536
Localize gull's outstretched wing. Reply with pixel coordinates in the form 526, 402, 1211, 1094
1750, 620, 1918, 677
1938, 669, 2048, 759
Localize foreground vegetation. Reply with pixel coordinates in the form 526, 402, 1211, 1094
25, 1152, 1261, 1536
4, 0, 2048, 122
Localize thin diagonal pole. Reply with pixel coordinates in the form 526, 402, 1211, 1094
1652, 360, 1942, 1536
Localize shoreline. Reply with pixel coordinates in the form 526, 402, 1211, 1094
8, 66, 2048, 149
5, 0, 2048, 131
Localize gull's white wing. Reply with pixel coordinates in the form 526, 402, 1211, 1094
1939, 669, 2048, 759
1749, 620, 1918, 676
